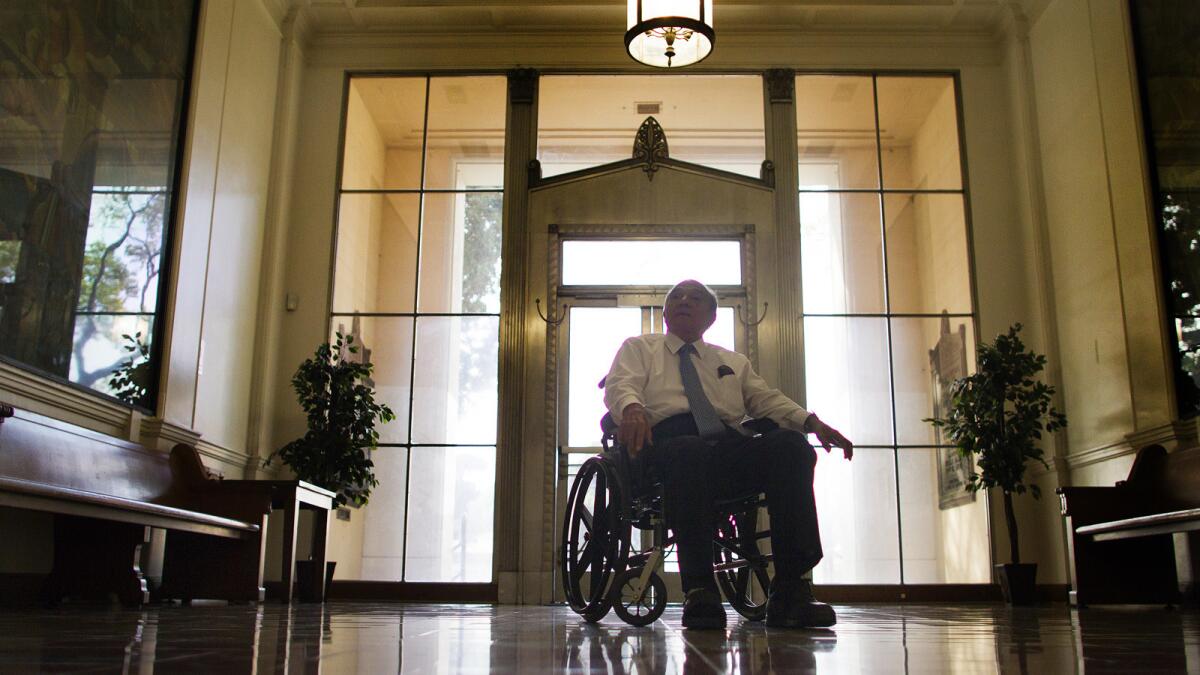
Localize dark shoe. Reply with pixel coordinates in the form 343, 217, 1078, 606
682, 588, 727, 629
766, 579, 836, 628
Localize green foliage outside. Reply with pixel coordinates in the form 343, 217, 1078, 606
926, 324, 1067, 564
1161, 193, 1200, 414
76, 192, 164, 393
461, 192, 502, 314
268, 332, 396, 507
108, 332, 153, 409
81, 239, 136, 312
0, 241, 18, 283
458, 193, 502, 412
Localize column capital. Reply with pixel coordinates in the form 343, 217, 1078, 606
764, 69, 795, 104
508, 68, 539, 105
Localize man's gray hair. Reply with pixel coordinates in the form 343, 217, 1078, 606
666, 279, 719, 312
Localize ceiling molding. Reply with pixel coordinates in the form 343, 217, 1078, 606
308, 29, 1003, 70
259, 0, 292, 31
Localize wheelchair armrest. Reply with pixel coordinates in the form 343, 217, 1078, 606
601, 412, 618, 438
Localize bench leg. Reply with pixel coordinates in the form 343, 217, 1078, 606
1175, 532, 1198, 605
44, 516, 149, 607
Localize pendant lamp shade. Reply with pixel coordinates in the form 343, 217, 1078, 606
625, 0, 715, 68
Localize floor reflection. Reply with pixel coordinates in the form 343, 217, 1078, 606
0, 602, 1195, 673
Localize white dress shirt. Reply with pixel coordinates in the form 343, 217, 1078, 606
604, 332, 811, 433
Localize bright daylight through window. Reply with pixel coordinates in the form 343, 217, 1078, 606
332, 76, 505, 583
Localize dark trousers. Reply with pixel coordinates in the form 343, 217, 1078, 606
645, 426, 823, 593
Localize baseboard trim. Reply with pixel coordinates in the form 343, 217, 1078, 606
811, 583, 1070, 603
326, 581, 498, 603
0, 572, 47, 605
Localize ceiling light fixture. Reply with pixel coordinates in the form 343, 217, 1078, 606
625, 1, 714, 69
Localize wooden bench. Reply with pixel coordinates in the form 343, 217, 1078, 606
1058, 444, 1200, 606
0, 404, 273, 606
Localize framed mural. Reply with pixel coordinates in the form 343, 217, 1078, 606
930, 313, 974, 510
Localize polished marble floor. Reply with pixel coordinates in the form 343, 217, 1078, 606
1, 602, 1197, 673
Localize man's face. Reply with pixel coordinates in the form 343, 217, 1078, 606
663, 281, 716, 341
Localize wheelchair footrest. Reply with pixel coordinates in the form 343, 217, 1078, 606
713, 553, 773, 573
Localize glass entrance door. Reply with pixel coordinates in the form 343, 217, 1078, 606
553, 235, 749, 599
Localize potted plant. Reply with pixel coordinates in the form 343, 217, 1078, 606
927, 324, 1067, 605
267, 332, 395, 508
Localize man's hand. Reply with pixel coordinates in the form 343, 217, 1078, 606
618, 403, 651, 457
806, 414, 853, 461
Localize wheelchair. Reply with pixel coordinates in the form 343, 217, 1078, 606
560, 414, 778, 626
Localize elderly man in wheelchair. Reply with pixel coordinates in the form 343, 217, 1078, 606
560, 280, 853, 630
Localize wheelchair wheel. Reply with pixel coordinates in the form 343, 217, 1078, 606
713, 510, 771, 621
561, 456, 629, 621
610, 567, 666, 627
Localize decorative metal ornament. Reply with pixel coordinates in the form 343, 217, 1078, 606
626, 0, 715, 68
632, 117, 670, 180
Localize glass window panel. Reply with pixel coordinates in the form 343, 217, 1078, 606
423, 77, 506, 190
404, 447, 496, 582
1177, 317, 1200, 416
341, 77, 426, 190
538, 75, 765, 178
892, 316, 976, 447
411, 316, 499, 445
69, 313, 155, 405
76, 192, 166, 314
0, 1, 195, 404
883, 193, 972, 314
358, 448, 409, 581
417, 192, 502, 314
96, 79, 188, 188
567, 307, 643, 448
803, 317, 893, 446
330, 316, 413, 445
332, 193, 420, 314
812, 448, 900, 584
1128, 3, 1200, 416
876, 76, 962, 190
898, 448, 990, 583
801, 192, 884, 314
795, 76, 880, 190
708, 307, 736, 351
561, 240, 741, 286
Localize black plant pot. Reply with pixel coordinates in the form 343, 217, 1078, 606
996, 563, 1037, 605
296, 560, 337, 603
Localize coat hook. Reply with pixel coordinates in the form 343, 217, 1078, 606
737, 302, 768, 326
535, 298, 568, 326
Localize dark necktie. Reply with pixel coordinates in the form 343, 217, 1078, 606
678, 343, 725, 438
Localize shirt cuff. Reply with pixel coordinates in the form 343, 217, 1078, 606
784, 409, 812, 432
612, 395, 644, 423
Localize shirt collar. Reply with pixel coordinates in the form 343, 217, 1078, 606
665, 332, 710, 360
